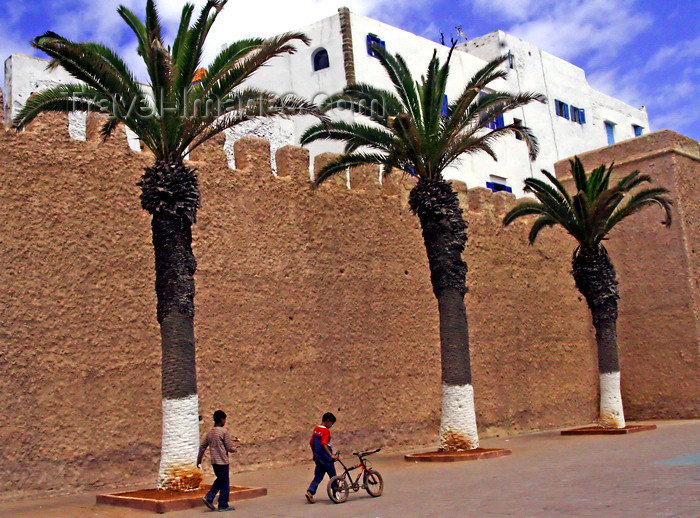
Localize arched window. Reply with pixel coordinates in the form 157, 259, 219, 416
312, 48, 329, 71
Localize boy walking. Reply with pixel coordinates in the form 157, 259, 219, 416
198, 410, 238, 512
305, 412, 339, 504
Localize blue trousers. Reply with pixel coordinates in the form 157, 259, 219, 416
307, 459, 337, 495
206, 464, 230, 509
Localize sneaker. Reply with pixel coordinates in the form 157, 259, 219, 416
217, 506, 235, 512
202, 497, 215, 510
305, 491, 315, 504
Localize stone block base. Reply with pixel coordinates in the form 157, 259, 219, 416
96, 485, 267, 514
561, 424, 657, 435
404, 448, 512, 463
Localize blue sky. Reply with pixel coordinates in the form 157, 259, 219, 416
0, 0, 697, 140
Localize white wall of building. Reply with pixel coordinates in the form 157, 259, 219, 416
463, 30, 650, 184
239, 13, 350, 176
5, 54, 79, 130
3, 13, 651, 194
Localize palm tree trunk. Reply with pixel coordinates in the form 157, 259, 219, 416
572, 246, 626, 429
409, 178, 478, 451
140, 161, 203, 489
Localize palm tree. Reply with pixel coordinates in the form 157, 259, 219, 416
503, 158, 672, 428
13, 0, 321, 490
301, 45, 545, 451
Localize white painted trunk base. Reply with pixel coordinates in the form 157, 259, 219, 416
599, 371, 626, 428
439, 383, 479, 450
158, 394, 203, 490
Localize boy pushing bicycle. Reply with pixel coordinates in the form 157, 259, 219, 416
305, 412, 340, 504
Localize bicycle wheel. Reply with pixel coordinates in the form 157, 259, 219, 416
363, 468, 383, 497
327, 474, 349, 503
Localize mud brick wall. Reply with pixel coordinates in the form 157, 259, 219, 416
0, 116, 697, 498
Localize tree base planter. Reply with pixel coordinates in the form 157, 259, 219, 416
96, 485, 267, 514
404, 448, 512, 463
561, 424, 657, 436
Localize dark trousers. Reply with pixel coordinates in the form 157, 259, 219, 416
307, 459, 337, 495
206, 464, 230, 509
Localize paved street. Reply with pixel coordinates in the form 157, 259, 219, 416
2, 420, 698, 517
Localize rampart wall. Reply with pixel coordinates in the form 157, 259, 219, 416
0, 116, 697, 498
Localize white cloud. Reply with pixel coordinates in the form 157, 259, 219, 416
587, 68, 644, 107
471, 0, 538, 22
0, 8, 37, 68
587, 51, 698, 137
505, 0, 652, 63
644, 35, 700, 73
470, 0, 652, 65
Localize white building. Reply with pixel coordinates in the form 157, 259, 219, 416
3, 8, 649, 196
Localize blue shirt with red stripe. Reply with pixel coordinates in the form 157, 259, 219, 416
310, 425, 333, 463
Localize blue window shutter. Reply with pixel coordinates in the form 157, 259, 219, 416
505, 186, 513, 193
442, 94, 448, 116
579, 109, 586, 124
486, 182, 494, 191
563, 103, 570, 119
497, 114, 504, 128
573, 107, 581, 123
555, 100, 561, 116
633, 125, 642, 137
367, 35, 386, 57
605, 122, 615, 145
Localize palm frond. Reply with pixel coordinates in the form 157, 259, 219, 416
300, 120, 394, 153
528, 215, 559, 244
30, 33, 142, 105
507, 157, 672, 250
185, 92, 324, 154
369, 43, 422, 126
100, 115, 122, 141
304, 45, 542, 183
116, 6, 149, 57
605, 187, 672, 232
171, 3, 195, 62
443, 54, 510, 136
522, 176, 584, 242
569, 157, 588, 194
196, 32, 308, 104
320, 83, 403, 126
503, 201, 549, 226
13, 84, 109, 126
314, 152, 388, 186
174, 0, 227, 94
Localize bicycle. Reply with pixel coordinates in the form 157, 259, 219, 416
327, 448, 384, 503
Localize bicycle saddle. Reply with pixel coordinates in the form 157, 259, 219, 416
354, 448, 381, 457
